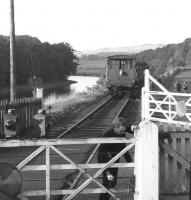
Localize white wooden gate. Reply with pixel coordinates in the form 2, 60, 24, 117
0, 138, 135, 200
142, 69, 191, 127
0, 125, 159, 200
141, 69, 191, 199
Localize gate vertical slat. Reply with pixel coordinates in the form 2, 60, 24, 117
172, 138, 178, 192
160, 146, 165, 192
22, 98, 25, 129
27, 98, 31, 127
16, 99, 20, 129
27, 98, 30, 127
0, 100, 3, 137
46, 145, 50, 200
21, 98, 25, 129
29, 99, 32, 127
24, 98, 27, 128
181, 138, 186, 191
25, 98, 29, 127
164, 138, 169, 187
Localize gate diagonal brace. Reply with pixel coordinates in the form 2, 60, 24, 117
55, 142, 135, 200
17, 146, 46, 170
148, 94, 170, 119
50, 145, 119, 199
160, 142, 190, 170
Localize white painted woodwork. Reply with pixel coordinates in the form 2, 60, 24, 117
143, 69, 191, 127
134, 121, 159, 200
0, 137, 134, 147
46, 145, 50, 200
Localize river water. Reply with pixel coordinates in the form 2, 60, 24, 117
69, 76, 99, 93
44, 76, 99, 105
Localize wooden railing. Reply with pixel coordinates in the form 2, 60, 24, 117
0, 98, 42, 137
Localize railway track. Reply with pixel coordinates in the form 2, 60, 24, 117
47, 93, 113, 138
56, 92, 130, 139
48, 93, 129, 139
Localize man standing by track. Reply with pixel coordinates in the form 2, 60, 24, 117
97, 117, 133, 200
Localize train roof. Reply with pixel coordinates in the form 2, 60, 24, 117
108, 55, 136, 60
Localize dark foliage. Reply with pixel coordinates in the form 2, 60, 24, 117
0, 35, 78, 89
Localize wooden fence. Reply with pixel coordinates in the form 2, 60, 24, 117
0, 98, 42, 138
159, 127, 191, 197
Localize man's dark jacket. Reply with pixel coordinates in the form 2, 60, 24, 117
97, 127, 132, 167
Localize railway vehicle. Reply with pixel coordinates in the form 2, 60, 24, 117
105, 55, 148, 92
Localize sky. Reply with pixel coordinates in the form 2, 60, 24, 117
0, 0, 191, 51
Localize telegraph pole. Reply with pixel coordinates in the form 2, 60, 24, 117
10, 0, 16, 102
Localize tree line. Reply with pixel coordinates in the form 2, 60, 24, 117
0, 35, 78, 89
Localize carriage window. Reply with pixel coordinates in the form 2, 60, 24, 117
119, 60, 126, 69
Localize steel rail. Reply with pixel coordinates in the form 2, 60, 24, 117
56, 94, 118, 139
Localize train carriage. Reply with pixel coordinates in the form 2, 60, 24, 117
105, 55, 148, 91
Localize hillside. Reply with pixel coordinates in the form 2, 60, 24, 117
76, 44, 164, 57
76, 44, 164, 76
77, 38, 191, 77
136, 38, 191, 76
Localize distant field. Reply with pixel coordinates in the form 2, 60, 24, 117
76, 59, 106, 76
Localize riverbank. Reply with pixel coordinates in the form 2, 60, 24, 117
0, 79, 76, 99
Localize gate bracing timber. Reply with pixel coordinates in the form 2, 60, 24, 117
142, 69, 191, 127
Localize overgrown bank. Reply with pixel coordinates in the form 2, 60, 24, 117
47, 89, 108, 127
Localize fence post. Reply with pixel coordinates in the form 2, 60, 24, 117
134, 121, 159, 200
144, 69, 150, 120
46, 145, 50, 200
141, 87, 145, 121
